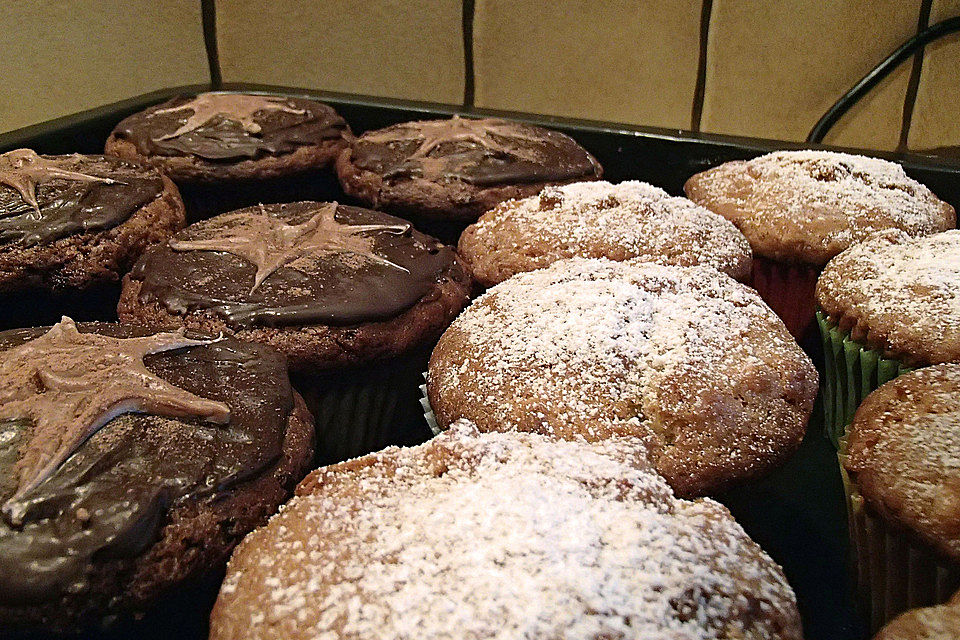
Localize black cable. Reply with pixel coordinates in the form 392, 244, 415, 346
462, 0, 476, 108
807, 16, 960, 144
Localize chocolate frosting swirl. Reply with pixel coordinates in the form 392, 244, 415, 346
113, 93, 350, 161
0, 323, 293, 605
0, 153, 163, 247
350, 116, 602, 186
131, 202, 458, 328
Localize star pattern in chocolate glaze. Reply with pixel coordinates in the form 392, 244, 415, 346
365, 115, 546, 163
0, 149, 119, 215
169, 203, 411, 293
0, 317, 230, 526
152, 92, 307, 140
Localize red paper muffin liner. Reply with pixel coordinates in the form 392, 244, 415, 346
751, 256, 821, 339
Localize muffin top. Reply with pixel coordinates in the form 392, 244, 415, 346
846, 363, 960, 564
684, 150, 955, 265
210, 422, 802, 640
0, 149, 165, 247
347, 116, 602, 187
111, 92, 350, 161
458, 180, 753, 287
427, 258, 818, 496
817, 230, 960, 366
0, 318, 294, 605
873, 590, 960, 640
129, 201, 461, 328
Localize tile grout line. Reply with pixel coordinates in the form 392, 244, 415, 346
690, 0, 714, 133
201, 0, 222, 89
898, 0, 934, 152
462, 0, 476, 109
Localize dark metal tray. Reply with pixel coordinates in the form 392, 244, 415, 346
5, 83, 959, 640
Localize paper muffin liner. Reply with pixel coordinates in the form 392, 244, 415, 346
751, 256, 821, 340
419, 371, 443, 436
839, 443, 960, 633
291, 350, 433, 466
817, 311, 912, 448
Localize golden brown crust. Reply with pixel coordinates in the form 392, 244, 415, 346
873, 589, 960, 639
0, 392, 314, 632
118, 259, 472, 372
816, 230, 960, 366
846, 364, 960, 565
0, 173, 185, 292
685, 151, 955, 266
427, 258, 818, 497
458, 181, 753, 288
336, 146, 600, 222
106, 134, 350, 184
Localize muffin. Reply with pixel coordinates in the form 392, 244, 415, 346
0, 318, 313, 633
458, 180, 753, 289
0, 149, 184, 329
106, 92, 352, 220
426, 258, 818, 497
873, 590, 960, 639
816, 229, 960, 442
118, 201, 471, 464
210, 421, 803, 640
336, 115, 603, 242
685, 150, 955, 338
844, 364, 960, 631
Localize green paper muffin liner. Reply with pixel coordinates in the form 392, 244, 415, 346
838, 444, 960, 633
816, 311, 912, 448
291, 351, 433, 466
419, 371, 442, 437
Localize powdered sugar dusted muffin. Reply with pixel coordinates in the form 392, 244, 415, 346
844, 364, 960, 629
210, 422, 802, 640
873, 590, 960, 639
685, 150, 955, 337
818, 230, 960, 367
458, 180, 752, 288
427, 258, 818, 496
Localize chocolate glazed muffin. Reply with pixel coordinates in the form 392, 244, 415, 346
336, 116, 602, 242
0, 149, 184, 329
118, 201, 471, 463
106, 92, 352, 220
0, 318, 313, 634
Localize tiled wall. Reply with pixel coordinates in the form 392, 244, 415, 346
2, 1, 958, 154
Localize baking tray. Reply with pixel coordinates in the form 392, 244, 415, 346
4, 83, 960, 640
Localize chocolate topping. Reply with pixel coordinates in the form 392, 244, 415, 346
351, 116, 602, 186
0, 317, 230, 524
0, 322, 293, 604
131, 202, 457, 328
113, 93, 350, 161
0, 151, 164, 247
168, 202, 411, 292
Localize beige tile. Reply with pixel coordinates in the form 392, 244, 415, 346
472, 0, 701, 130
217, 0, 465, 105
0, 0, 207, 133
701, 0, 922, 151
907, 0, 960, 152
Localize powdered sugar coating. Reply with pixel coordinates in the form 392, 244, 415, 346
458, 180, 752, 287
684, 150, 955, 265
210, 423, 802, 640
846, 363, 960, 563
817, 230, 960, 365
428, 258, 818, 496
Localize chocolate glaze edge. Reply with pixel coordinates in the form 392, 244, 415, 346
0, 322, 294, 607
